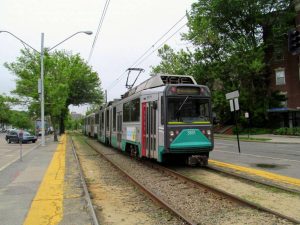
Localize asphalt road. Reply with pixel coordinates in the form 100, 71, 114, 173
0, 133, 40, 171
211, 139, 300, 179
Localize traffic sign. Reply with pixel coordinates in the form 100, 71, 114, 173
226, 90, 239, 100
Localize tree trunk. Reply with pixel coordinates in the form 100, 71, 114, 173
54, 129, 58, 141
59, 107, 69, 135
59, 114, 65, 135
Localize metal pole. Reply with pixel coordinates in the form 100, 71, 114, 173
248, 118, 250, 139
233, 100, 241, 153
41, 33, 45, 146
20, 141, 23, 161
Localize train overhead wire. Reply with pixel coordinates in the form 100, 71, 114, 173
105, 10, 190, 92
134, 23, 187, 67
88, 0, 111, 62
129, 12, 189, 69
105, 20, 189, 92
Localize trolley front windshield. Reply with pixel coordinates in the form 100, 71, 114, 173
167, 97, 210, 123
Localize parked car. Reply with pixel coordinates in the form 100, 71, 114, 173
5, 130, 37, 144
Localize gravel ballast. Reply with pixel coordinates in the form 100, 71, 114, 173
86, 138, 294, 225
73, 134, 185, 225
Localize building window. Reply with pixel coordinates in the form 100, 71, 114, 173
279, 91, 287, 108
273, 48, 284, 62
275, 68, 285, 85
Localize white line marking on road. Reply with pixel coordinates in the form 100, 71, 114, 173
215, 143, 235, 146
0, 144, 41, 172
213, 149, 300, 163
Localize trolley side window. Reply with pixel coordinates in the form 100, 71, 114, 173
123, 98, 140, 122
106, 110, 109, 130
113, 107, 116, 131
95, 113, 99, 124
161, 96, 164, 125
100, 112, 104, 130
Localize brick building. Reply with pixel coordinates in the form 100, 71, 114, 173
268, 0, 300, 128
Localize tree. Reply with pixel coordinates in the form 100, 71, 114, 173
151, 45, 194, 75
65, 113, 83, 131
5, 49, 103, 134
9, 110, 33, 130
152, 0, 294, 126
0, 95, 10, 127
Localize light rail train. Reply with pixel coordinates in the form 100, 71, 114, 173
84, 74, 214, 166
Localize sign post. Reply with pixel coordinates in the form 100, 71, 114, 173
245, 112, 250, 139
19, 129, 24, 161
226, 91, 241, 153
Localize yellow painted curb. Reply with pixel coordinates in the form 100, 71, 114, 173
23, 135, 66, 225
209, 159, 300, 187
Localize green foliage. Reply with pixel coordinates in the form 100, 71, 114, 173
151, 45, 194, 75
8, 110, 33, 130
0, 95, 10, 125
152, 0, 294, 126
273, 127, 300, 136
65, 113, 83, 131
4, 49, 103, 133
85, 103, 101, 115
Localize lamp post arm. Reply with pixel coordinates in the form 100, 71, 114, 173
0, 30, 40, 54
48, 31, 92, 51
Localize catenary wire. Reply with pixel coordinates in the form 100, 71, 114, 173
88, 0, 111, 62
105, 21, 188, 91
105, 11, 190, 91
129, 12, 189, 70
134, 23, 187, 67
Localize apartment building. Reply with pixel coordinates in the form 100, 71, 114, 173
268, 1, 300, 128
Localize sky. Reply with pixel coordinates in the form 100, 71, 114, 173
0, 0, 195, 114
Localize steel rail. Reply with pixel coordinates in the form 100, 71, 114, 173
153, 164, 300, 225
70, 136, 100, 225
84, 139, 196, 225
83, 137, 300, 224
206, 165, 300, 195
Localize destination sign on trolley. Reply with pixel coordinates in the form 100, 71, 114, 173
176, 87, 200, 95
167, 86, 209, 96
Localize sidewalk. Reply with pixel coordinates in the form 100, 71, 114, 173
0, 134, 92, 225
215, 133, 300, 144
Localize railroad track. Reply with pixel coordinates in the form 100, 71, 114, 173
157, 164, 300, 224
70, 136, 100, 225
205, 164, 300, 195
82, 137, 299, 225
211, 165, 300, 194
81, 138, 195, 224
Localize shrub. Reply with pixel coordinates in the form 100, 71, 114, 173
273, 127, 300, 136
233, 127, 272, 135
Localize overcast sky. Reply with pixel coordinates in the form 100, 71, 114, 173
0, 0, 195, 114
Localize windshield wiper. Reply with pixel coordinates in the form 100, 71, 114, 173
175, 96, 189, 117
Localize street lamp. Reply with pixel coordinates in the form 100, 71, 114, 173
0, 30, 93, 146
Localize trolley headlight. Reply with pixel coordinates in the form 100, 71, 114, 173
169, 131, 175, 137
207, 130, 211, 135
